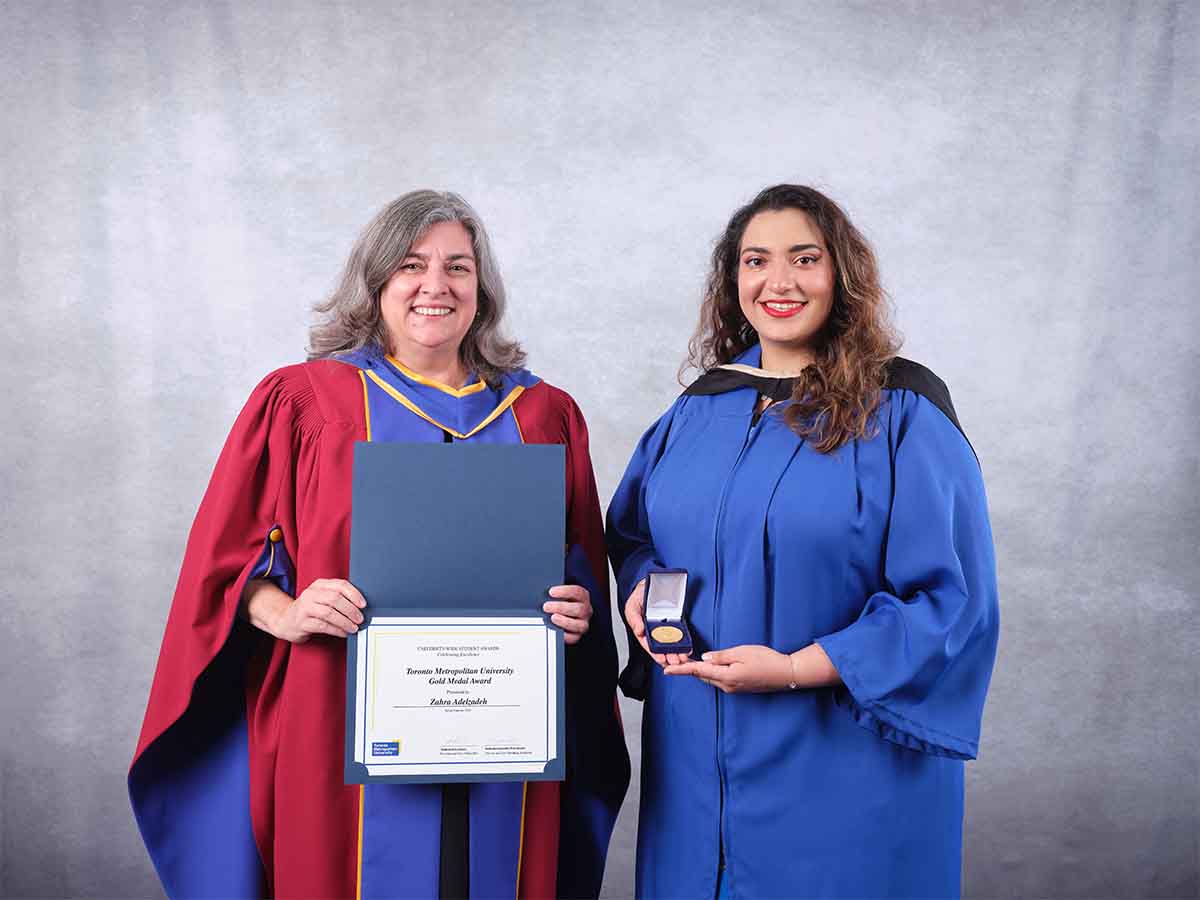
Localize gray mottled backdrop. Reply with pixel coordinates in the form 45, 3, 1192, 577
1, 1, 1197, 897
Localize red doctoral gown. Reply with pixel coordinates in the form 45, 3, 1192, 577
129, 357, 628, 898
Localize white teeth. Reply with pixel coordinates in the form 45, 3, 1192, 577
413, 306, 452, 317
765, 301, 804, 311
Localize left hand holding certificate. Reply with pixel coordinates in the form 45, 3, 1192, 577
543, 583, 592, 644
345, 442, 569, 784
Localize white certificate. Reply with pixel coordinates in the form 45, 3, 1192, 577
348, 616, 560, 780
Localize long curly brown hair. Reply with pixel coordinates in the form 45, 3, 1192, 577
688, 184, 900, 453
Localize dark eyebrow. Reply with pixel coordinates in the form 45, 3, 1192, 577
402, 251, 476, 261
740, 243, 822, 255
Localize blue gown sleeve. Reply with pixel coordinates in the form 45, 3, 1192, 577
246, 525, 295, 595
605, 401, 683, 700
606, 403, 681, 602
815, 391, 1000, 760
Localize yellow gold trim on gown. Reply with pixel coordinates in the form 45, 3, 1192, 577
386, 355, 486, 397
356, 369, 370, 900
364, 370, 524, 440
359, 370, 373, 441
511, 406, 526, 444
356, 784, 365, 900
515, 782, 528, 897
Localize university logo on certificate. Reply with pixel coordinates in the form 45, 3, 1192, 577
344, 443, 567, 784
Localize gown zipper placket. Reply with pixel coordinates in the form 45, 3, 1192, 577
709, 399, 767, 892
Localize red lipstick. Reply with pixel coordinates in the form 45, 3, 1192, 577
760, 300, 807, 318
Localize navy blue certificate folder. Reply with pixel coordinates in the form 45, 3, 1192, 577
345, 441, 567, 784
349, 442, 565, 609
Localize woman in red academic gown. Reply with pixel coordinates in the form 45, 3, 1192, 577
129, 191, 630, 899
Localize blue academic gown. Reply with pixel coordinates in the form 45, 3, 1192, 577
607, 346, 999, 899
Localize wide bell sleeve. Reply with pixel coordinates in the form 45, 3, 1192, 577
605, 401, 682, 701
129, 369, 306, 898
815, 390, 999, 760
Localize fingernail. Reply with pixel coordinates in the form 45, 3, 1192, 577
701, 653, 711, 662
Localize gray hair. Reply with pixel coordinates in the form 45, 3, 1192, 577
308, 190, 526, 384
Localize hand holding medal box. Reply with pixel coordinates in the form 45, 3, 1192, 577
643, 568, 693, 655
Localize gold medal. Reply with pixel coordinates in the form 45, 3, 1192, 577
650, 625, 684, 644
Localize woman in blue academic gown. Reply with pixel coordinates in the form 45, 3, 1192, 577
607, 184, 999, 899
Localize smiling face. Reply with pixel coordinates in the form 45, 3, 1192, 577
379, 219, 479, 370
737, 208, 836, 371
